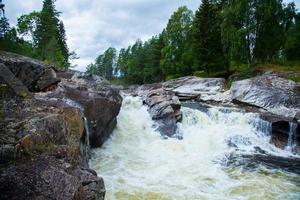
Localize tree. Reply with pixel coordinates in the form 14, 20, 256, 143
17, 11, 41, 43
57, 21, 70, 68
0, 16, 9, 37
86, 63, 97, 75
116, 48, 127, 77
34, 0, 71, 68
193, 0, 228, 75
89, 47, 117, 80
161, 6, 194, 78
101, 47, 117, 80
285, 13, 300, 61
254, 0, 286, 62
143, 35, 164, 83
221, 0, 256, 64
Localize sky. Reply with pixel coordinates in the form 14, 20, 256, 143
4, 0, 300, 72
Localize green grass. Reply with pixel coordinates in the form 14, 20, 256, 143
110, 78, 130, 86
255, 63, 300, 72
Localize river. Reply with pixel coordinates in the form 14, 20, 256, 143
90, 95, 300, 200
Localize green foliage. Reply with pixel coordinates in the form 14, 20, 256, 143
87, 1, 300, 85
35, 0, 70, 68
230, 64, 252, 80
254, 0, 287, 61
17, 11, 41, 42
86, 47, 117, 80
193, 0, 228, 75
285, 13, 300, 61
161, 6, 194, 77
193, 70, 207, 77
0, 0, 73, 69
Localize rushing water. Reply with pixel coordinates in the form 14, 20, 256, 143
285, 123, 298, 153
90, 96, 300, 200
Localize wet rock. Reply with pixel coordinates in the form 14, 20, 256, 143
143, 88, 182, 137
225, 153, 300, 174
46, 73, 123, 147
231, 75, 300, 118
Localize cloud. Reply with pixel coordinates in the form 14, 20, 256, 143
4, 0, 300, 72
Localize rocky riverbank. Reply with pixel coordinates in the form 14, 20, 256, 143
0, 51, 122, 199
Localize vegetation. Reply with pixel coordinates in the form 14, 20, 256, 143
87, 0, 300, 84
0, 0, 74, 69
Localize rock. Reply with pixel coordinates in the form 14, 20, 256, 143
225, 152, 300, 174
143, 88, 182, 137
45, 73, 123, 147
0, 51, 50, 91
163, 76, 227, 101
0, 51, 122, 147
0, 63, 32, 97
37, 68, 60, 91
259, 113, 299, 148
231, 75, 300, 118
0, 155, 105, 200
0, 51, 124, 199
295, 111, 300, 122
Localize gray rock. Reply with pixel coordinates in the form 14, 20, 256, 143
231, 75, 300, 118
37, 68, 60, 91
143, 88, 182, 137
163, 76, 226, 101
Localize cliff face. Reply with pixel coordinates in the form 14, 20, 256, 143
0, 51, 122, 199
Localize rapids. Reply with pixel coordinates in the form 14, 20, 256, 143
90, 96, 300, 200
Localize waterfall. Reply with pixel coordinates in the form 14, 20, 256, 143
285, 122, 298, 153
91, 96, 300, 200
249, 117, 272, 136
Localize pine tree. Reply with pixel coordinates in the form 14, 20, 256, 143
57, 21, 70, 68
193, 0, 227, 75
35, 0, 70, 68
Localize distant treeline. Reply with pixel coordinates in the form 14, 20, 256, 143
87, 0, 300, 84
0, 0, 74, 69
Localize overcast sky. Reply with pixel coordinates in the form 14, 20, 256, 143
4, 0, 300, 72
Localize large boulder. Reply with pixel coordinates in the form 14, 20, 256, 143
0, 51, 122, 147
143, 88, 182, 137
0, 51, 123, 199
231, 75, 300, 118
38, 72, 123, 147
0, 97, 105, 199
0, 51, 57, 91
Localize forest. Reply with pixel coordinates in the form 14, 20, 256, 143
86, 0, 300, 84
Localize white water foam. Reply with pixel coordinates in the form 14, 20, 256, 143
91, 96, 300, 200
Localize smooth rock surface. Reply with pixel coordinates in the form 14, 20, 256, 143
163, 76, 227, 101
231, 75, 300, 118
